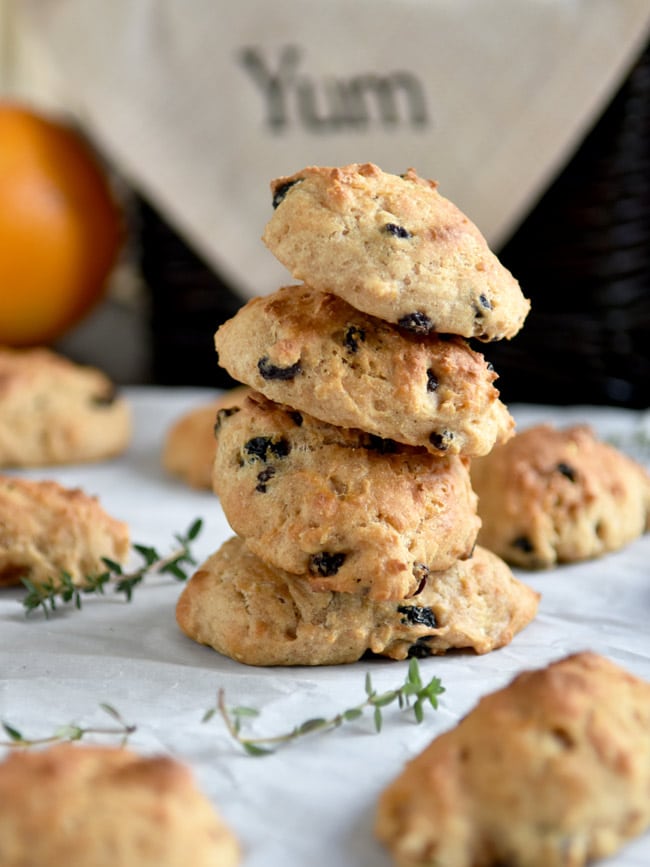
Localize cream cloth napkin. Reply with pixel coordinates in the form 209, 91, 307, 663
16, 0, 650, 301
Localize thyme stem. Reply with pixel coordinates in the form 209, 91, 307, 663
1, 703, 136, 748
207, 659, 445, 756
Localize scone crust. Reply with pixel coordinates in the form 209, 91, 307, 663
215, 285, 514, 457
376, 652, 650, 867
212, 392, 481, 600
262, 164, 530, 341
0, 346, 131, 467
0, 475, 130, 587
0, 744, 240, 867
162, 387, 250, 489
177, 537, 539, 666
470, 423, 650, 568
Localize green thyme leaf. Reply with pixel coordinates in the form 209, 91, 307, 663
297, 718, 327, 735
342, 708, 363, 721
132, 545, 159, 567
243, 742, 273, 757
186, 518, 203, 541
2, 722, 23, 742
231, 706, 260, 719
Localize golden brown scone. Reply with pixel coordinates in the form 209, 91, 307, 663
213, 392, 480, 601
376, 652, 650, 867
262, 163, 530, 341
162, 386, 250, 489
176, 537, 539, 666
0, 346, 131, 467
214, 285, 514, 457
0, 475, 129, 588
470, 423, 650, 568
0, 743, 240, 867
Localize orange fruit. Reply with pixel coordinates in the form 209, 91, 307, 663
0, 103, 123, 345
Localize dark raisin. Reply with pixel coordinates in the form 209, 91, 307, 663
255, 467, 276, 493
407, 638, 433, 659
90, 386, 117, 407
344, 325, 366, 353
397, 605, 437, 628
270, 439, 290, 458
556, 462, 576, 482
474, 294, 494, 319
486, 361, 494, 371
426, 369, 439, 392
384, 222, 412, 239
429, 430, 455, 451
309, 552, 346, 577
0, 564, 30, 585
272, 179, 299, 209
214, 405, 240, 434
243, 436, 290, 462
363, 435, 399, 454
289, 411, 303, 426
410, 562, 430, 597
258, 357, 302, 381
512, 535, 535, 554
398, 312, 435, 334
551, 726, 576, 749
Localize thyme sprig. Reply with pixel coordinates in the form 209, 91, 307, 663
1, 703, 136, 748
21, 518, 203, 618
206, 658, 445, 756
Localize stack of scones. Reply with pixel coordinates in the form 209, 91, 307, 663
176, 163, 540, 666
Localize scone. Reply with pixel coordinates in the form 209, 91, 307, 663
0, 346, 131, 467
0, 744, 240, 867
376, 652, 650, 867
470, 423, 650, 568
212, 392, 480, 601
0, 475, 129, 588
262, 163, 530, 341
215, 285, 514, 457
176, 536, 539, 666
162, 386, 250, 489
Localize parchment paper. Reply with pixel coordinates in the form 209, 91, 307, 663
0, 388, 649, 866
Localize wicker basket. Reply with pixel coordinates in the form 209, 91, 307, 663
489, 40, 649, 409
138, 196, 241, 388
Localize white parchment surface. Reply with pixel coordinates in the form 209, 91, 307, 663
1, 388, 649, 866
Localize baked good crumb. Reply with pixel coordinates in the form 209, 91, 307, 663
376, 651, 650, 866
0, 743, 240, 866
0, 346, 131, 467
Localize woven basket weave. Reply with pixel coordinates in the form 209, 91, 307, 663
138, 197, 241, 388
489, 40, 649, 408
